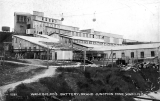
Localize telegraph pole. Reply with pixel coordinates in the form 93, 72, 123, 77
83, 50, 86, 71
111, 50, 113, 68
47, 46, 49, 69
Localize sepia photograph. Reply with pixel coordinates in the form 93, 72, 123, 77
0, 0, 160, 101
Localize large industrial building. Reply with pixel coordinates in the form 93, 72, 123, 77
12, 11, 160, 64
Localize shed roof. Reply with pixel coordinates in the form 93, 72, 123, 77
92, 43, 160, 51
13, 35, 59, 49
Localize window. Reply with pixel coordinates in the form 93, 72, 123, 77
83, 33, 85, 37
42, 17, 44, 20
33, 47, 36, 51
151, 51, 155, 57
29, 47, 31, 51
140, 52, 144, 58
49, 19, 51, 22
46, 18, 47, 21
76, 32, 78, 36
52, 19, 54, 22
113, 53, 116, 58
15, 38, 17, 43
27, 24, 31, 29
131, 52, 134, 58
121, 52, 125, 57
86, 34, 88, 38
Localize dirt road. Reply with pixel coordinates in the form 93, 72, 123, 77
0, 66, 58, 100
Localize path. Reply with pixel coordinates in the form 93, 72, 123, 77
0, 66, 58, 100
4, 60, 47, 68
0, 60, 98, 100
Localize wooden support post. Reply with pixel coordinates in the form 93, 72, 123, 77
158, 46, 160, 90
2, 44, 5, 67
84, 50, 86, 71
47, 47, 49, 69
136, 50, 138, 63
106, 52, 112, 66
103, 53, 105, 68
111, 50, 113, 68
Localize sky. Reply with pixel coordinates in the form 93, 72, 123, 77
0, 0, 160, 42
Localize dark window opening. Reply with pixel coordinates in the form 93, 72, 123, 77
27, 24, 31, 29
151, 51, 155, 57
131, 52, 134, 58
113, 53, 116, 59
33, 47, 36, 51
29, 47, 31, 51
15, 38, 17, 43
140, 52, 144, 58
121, 52, 125, 57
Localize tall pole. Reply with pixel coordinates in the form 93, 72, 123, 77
136, 50, 138, 63
158, 46, 160, 90
72, 39, 73, 62
47, 46, 49, 69
111, 50, 113, 68
103, 53, 105, 68
2, 43, 6, 67
84, 50, 86, 71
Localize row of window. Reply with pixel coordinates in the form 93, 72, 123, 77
32, 21, 120, 44
120, 51, 155, 58
41, 17, 59, 23
17, 15, 27, 23
33, 22, 60, 28
60, 37, 119, 46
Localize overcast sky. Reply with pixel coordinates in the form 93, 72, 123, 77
0, 0, 160, 42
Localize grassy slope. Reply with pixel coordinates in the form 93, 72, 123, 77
0, 62, 45, 86
5, 65, 159, 101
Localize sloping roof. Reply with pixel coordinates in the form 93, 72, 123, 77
14, 12, 31, 16
36, 34, 59, 41
92, 43, 160, 51
71, 36, 105, 42
13, 35, 90, 51
13, 35, 59, 49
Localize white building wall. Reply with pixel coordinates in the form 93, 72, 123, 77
56, 51, 73, 60
110, 37, 114, 43
104, 48, 158, 59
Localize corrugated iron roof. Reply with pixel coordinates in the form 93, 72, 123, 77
92, 43, 160, 51
13, 35, 59, 49
70, 36, 105, 42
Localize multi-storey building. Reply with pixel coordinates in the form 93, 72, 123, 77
13, 11, 160, 63
14, 12, 31, 34
12, 11, 125, 61
15, 11, 123, 46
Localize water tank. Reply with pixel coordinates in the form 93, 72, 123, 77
2, 26, 10, 32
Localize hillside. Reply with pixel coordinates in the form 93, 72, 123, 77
4, 63, 159, 101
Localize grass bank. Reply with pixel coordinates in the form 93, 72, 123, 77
5, 65, 159, 101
